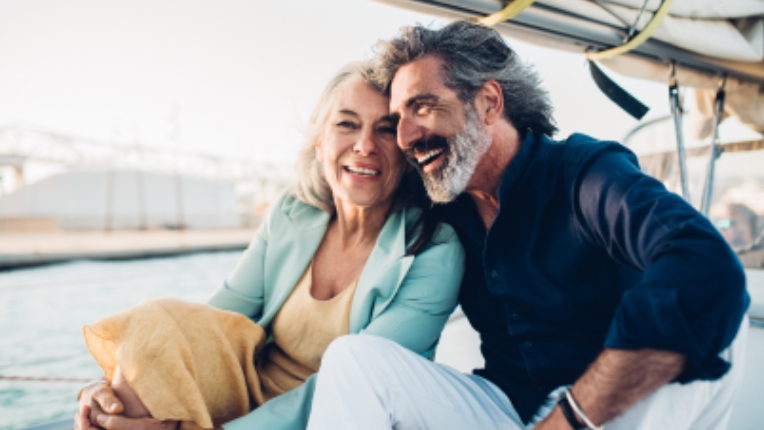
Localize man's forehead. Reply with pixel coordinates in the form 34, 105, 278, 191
390, 56, 450, 106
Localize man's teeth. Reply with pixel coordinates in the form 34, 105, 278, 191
416, 148, 444, 165
346, 166, 380, 177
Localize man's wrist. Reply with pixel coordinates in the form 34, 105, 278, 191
560, 389, 603, 430
557, 394, 586, 430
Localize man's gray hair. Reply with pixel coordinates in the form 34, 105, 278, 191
371, 21, 557, 137
294, 62, 380, 213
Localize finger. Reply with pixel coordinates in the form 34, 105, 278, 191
89, 401, 104, 425
76, 406, 93, 430
92, 385, 124, 414
97, 414, 145, 430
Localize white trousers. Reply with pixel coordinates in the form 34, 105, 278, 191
307, 318, 748, 430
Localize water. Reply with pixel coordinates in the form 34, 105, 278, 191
0, 252, 244, 430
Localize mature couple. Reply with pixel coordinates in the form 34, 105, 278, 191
76, 21, 749, 430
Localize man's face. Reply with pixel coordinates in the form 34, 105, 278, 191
390, 56, 491, 203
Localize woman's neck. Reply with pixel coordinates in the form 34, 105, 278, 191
331, 197, 393, 250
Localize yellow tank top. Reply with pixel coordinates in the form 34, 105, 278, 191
255, 261, 358, 403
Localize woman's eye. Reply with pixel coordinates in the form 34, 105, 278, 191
379, 125, 397, 135
337, 121, 358, 129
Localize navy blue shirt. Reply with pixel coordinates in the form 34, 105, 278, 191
441, 133, 750, 424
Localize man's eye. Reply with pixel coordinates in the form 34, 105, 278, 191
415, 103, 431, 116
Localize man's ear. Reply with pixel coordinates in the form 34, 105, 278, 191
476, 79, 504, 126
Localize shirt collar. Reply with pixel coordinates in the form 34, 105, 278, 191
497, 132, 540, 203
441, 132, 541, 238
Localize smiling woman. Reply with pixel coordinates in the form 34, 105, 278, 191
75, 61, 465, 430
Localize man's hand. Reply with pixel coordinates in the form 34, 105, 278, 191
533, 407, 577, 430
534, 348, 686, 429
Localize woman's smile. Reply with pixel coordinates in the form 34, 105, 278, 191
343, 162, 382, 180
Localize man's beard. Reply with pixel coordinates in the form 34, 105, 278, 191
409, 104, 491, 203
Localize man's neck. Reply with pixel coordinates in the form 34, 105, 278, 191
464, 122, 522, 230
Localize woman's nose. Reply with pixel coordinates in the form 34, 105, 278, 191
353, 128, 378, 156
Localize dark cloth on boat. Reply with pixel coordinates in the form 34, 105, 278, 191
440, 132, 750, 424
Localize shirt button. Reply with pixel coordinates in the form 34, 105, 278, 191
524, 341, 534, 349
491, 270, 499, 278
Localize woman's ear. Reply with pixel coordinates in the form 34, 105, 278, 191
315, 139, 324, 162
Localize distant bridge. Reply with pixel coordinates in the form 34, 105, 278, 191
0, 123, 293, 190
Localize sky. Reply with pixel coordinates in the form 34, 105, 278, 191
0, 0, 759, 190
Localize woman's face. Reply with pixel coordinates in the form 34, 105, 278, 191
317, 78, 405, 210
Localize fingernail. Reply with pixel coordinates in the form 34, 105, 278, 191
97, 415, 106, 425
109, 404, 118, 412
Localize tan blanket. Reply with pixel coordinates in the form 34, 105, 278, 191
84, 298, 267, 430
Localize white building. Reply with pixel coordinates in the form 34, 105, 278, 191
0, 169, 239, 230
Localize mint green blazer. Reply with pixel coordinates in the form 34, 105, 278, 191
207, 193, 465, 430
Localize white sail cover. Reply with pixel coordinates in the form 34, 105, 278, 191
541, 0, 764, 62
540, 0, 764, 137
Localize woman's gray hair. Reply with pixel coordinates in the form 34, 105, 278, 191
370, 21, 558, 137
294, 62, 380, 213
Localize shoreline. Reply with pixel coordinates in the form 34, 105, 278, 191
0, 229, 256, 270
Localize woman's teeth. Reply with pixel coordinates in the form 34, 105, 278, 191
416, 148, 444, 166
345, 166, 380, 177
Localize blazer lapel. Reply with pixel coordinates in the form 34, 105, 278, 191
259, 203, 330, 327
349, 208, 415, 333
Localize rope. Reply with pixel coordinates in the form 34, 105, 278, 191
0, 374, 93, 383
473, 0, 536, 27
586, 0, 674, 61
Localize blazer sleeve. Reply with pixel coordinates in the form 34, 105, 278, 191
206, 200, 275, 320
221, 223, 465, 430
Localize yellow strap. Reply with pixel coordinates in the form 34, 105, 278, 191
474, 0, 536, 27
586, 0, 674, 61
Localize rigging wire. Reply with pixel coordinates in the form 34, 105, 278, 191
668, 62, 691, 202
700, 75, 728, 216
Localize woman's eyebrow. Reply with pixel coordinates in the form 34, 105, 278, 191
338, 109, 359, 117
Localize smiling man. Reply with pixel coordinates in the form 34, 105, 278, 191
306, 21, 751, 430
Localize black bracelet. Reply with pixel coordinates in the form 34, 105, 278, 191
558, 395, 587, 430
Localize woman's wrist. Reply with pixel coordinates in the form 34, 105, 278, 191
77, 378, 110, 401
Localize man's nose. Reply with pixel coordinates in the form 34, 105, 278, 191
353, 127, 378, 156
397, 115, 421, 150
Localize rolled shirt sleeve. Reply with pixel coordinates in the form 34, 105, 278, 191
575, 150, 750, 382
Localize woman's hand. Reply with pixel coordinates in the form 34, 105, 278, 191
75, 379, 182, 430
76, 383, 124, 430
93, 413, 180, 430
